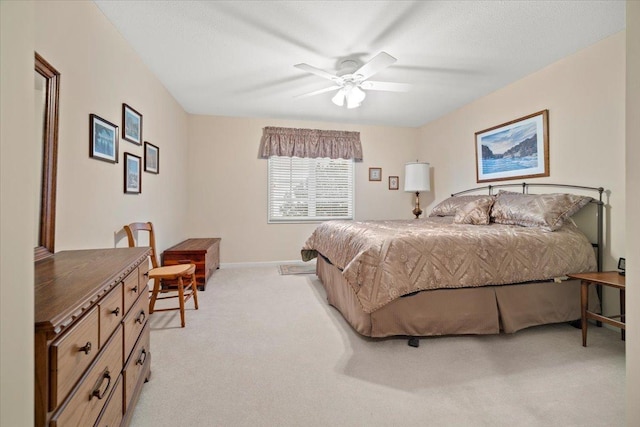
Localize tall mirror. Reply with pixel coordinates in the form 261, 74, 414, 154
34, 53, 59, 261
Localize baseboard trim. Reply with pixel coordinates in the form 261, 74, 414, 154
220, 260, 316, 269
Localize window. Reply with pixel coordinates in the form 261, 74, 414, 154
268, 156, 354, 223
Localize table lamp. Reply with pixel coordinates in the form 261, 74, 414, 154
404, 161, 430, 218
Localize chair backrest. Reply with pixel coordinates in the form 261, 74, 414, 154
124, 222, 160, 269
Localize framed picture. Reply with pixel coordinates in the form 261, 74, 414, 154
369, 167, 382, 181
122, 103, 143, 145
475, 110, 549, 183
144, 141, 159, 174
124, 152, 141, 194
389, 176, 399, 190
89, 114, 118, 163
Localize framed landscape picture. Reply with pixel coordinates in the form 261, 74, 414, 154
144, 141, 159, 174
475, 110, 549, 183
124, 152, 141, 194
122, 103, 142, 145
89, 114, 118, 163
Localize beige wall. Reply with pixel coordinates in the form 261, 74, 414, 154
2, 1, 190, 423
626, 1, 639, 424
35, 1, 190, 253
1, 1, 35, 425
417, 32, 626, 316
187, 115, 419, 263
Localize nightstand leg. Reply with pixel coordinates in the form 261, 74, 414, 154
620, 289, 626, 341
581, 281, 589, 347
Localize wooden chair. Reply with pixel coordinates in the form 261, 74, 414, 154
124, 222, 199, 327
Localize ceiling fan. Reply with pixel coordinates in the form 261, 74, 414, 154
294, 52, 410, 109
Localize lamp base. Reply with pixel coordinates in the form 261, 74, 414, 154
412, 191, 423, 219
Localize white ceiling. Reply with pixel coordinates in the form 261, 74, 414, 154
94, 1, 625, 128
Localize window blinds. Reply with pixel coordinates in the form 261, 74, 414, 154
268, 156, 354, 222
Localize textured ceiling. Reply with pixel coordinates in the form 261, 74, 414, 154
94, 1, 625, 128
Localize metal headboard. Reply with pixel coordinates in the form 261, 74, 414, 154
451, 182, 605, 272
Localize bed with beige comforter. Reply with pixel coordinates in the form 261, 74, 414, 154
302, 216, 597, 338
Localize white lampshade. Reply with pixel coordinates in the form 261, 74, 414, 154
404, 162, 430, 192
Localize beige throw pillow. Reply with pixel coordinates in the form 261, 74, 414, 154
490, 191, 592, 231
429, 195, 495, 217
453, 196, 495, 225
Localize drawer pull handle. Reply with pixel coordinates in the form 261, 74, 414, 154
111, 307, 120, 316
136, 348, 147, 366
131, 285, 138, 293
78, 342, 92, 355
91, 370, 111, 400
136, 310, 146, 324
143, 271, 149, 278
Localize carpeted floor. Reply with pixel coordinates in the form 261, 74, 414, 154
130, 266, 625, 427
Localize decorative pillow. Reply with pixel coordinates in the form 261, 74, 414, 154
453, 196, 495, 225
490, 191, 592, 231
429, 195, 495, 217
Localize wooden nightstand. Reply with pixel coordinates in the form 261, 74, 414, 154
567, 271, 625, 347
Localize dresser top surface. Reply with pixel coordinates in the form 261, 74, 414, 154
35, 247, 150, 333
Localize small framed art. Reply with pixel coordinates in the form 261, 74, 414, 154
369, 167, 382, 181
144, 141, 159, 174
122, 103, 143, 145
124, 152, 142, 194
389, 176, 399, 190
475, 109, 549, 183
89, 114, 118, 163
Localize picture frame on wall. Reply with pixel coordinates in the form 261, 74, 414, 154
369, 167, 382, 181
475, 109, 549, 183
124, 152, 142, 194
144, 141, 159, 174
122, 103, 143, 145
389, 176, 399, 190
89, 114, 118, 163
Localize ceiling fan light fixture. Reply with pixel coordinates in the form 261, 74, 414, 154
331, 89, 346, 106
345, 85, 366, 109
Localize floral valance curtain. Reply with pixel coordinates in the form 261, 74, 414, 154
259, 126, 363, 160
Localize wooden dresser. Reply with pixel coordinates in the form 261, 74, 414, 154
35, 247, 151, 427
161, 238, 220, 290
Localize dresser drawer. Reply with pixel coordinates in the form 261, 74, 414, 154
123, 323, 150, 412
123, 268, 141, 314
99, 283, 123, 348
123, 292, 148, 363
51, 327, 123, 427
138, 258, 150, 293
50, 306, 99, 409
94, 374, 123, 427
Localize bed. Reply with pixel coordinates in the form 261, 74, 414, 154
301, 182, 605, 340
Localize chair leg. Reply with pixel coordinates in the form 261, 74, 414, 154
177, 277, 186, 328
191, 274, 199, 310
149, 278, 161, 314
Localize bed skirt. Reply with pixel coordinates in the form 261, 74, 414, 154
316, 255, 598, 338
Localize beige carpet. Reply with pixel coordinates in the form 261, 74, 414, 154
130, 266, 625, 427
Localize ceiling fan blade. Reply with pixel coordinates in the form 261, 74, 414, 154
294, 63, 341, 82
353, 52, 397, 80
360, 81, 411, 92
295, 85, 342, 99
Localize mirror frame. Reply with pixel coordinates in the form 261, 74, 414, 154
34, 53, 60, 262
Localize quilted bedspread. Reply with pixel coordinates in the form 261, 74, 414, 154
301, 217, 596, 313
